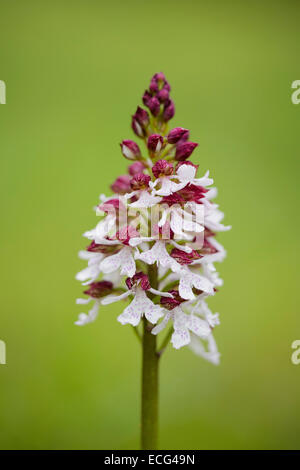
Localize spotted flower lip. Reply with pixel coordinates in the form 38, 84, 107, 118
76, 72, 230, 365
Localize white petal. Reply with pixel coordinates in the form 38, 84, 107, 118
129, 191, 162, 208
76, 298, 92, 305
154, 178, 174, 196
177, 164, 197, 181
189, 333, 220, 365
75, 302, 99, 326
100, 247, 136, 278
101, 290, 132, 305
151, 311, 171, 335
187, 315, 211, 338
149, 288, 174, 298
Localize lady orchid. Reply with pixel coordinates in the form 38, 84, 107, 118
76, 73, 230, 449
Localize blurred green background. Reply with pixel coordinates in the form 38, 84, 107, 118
0, 0, 299, 450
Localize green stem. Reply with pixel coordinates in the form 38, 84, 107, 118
141, 263, 159, 450
141, 319, 159, 449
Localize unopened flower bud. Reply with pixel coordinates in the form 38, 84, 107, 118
131, 107, 149, 137
86, 240, 119, 254
160, 290, 184, 310
154, 72, 166, 82
120, 140, 141, 160
147, 134, 163, 154
170, 248, 201, 265
175, 142, 198, 161
148, 97, 160, 116
126, 272, 150, 291
149, 79, 159, 93
128, 161, 145, 176
157, 87, 169, 103
167, 127, 189, 144
163, 100, 175, 121
111, 175, 131, 194
130, 173, 151, 190
142, 90, 152, 107
152, 160, 173, 178
84, 281, 113, 299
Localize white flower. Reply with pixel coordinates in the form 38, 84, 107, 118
103, 287, 165, 327
75, 300, 100, 326
188, 299, 220, 328
75, 251, 104, 285
150, 177, 174, 196
84, 213, 117, 242
172, 165, 213, 192
125, 190, 162, 208
135, 240, 181, 273
158, 204, 204, 238
152, 307, 211, 349
100, 246, 136, 278
177, 267, 215, 300
189, 333, 220, 365
204, 200, 231, 233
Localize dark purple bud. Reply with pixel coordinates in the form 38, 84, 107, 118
152, 160, 173, 178
131, 107, 150, 137
163, 80, 171, 92
98, 198, 125, 213
167, 127, 189, 144
149, 79, 159, 93
120, 140, 141, 160
111, 175, 131, 194
175, 142, 198, 161
86, 240, 119, 255
128, 161, 145, 176
154, 72, 166, 82
160, 289, 184, 310
126, 272, 150, 291
157, 87, 169, 103
170, 248, 201, 265
142, 90, 152, 107
135, 106, 149, 126
130, 173, 151, 190
84, 281, 113, 299
163, 100, 175, 121
148, 97, 160, 116
147, 134, 163, 154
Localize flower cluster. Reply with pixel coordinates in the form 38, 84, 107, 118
76, 73, 230, 364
